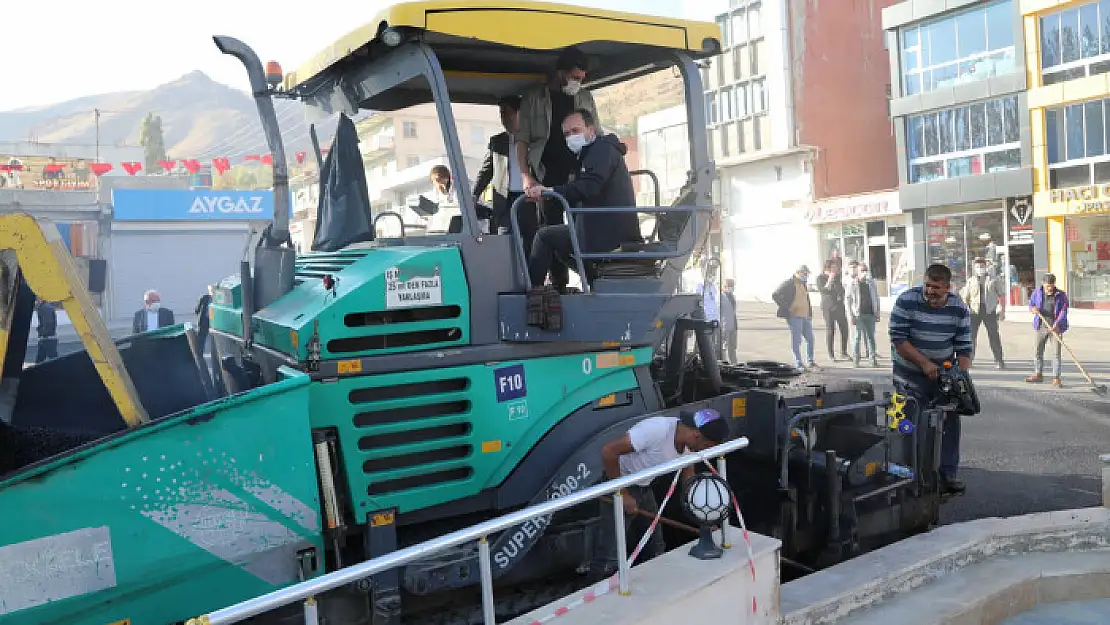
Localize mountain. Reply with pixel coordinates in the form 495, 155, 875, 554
0, 71, 344, 160
0, 69, 685, 161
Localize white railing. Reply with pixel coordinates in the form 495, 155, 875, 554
185, 436, 750, 625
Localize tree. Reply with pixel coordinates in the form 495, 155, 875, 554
138, 113, 168, 173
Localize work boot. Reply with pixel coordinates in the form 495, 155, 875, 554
1025, 373, 1043, 384
940, 476, 966, 495
1052, 378, 1063, 388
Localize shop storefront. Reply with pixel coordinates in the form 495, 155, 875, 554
806, 190, 910, 299
923, 197, 1035, 306
1036, 184, 1110, 310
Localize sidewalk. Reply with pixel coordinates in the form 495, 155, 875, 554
735, 299, 1110, 396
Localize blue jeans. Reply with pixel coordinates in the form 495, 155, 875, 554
896, 379, 960, 479
853, 314, 877, 362
786, 316, 815, 367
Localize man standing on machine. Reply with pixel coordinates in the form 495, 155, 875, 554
473, 96, 526, 235
594, 409, 729, 579
517, 46, 599, 289
889, 264, 973, 495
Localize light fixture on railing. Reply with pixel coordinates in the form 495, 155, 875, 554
682, 471, 732, 560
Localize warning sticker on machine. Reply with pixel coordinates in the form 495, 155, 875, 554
385, 265, 443, 309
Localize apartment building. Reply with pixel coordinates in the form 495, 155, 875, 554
883, 0, 1035, 305
1023, 0, 1110, 316
706, 0, 900, 301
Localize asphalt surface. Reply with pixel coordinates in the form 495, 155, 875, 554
733, 301, 1110, 524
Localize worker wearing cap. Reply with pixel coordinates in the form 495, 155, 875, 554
592, 409, 729, 579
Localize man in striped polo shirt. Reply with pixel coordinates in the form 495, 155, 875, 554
889, 264, 973, 495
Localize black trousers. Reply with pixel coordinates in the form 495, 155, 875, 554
970, 313, 1004, 363
35, 336, 58, 363
723, 328, 738, 364
592, 485, 665, 576
539, 175, 569, 288
822, 305, 849, 357
528, 225, 575, 288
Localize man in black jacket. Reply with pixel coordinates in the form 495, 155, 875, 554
473, 96, 528, 236
34, 297, 58, 364
132, 289, 175, 335
523, 108, 640, 290
816, 260, 850, 361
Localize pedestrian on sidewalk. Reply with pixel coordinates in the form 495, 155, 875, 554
772, 265, 817, 371
34, 297, 57, 364
959, 257, 1007, 370
1026, 273, 1069, 388
817, 260, 850, 361
845, 260, 880, 368
695, 266, 721, 356
721, 278, 738, 364
890, 264, 973, 495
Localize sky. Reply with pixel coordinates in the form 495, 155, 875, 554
1, 0, 724, 112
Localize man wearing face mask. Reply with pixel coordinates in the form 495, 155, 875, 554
523, 109, 639, 291
958, 257, 1007, 369
133, 289, 175, 335
517, 46, 599, 288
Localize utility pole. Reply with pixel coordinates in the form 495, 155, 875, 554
94, 109, 101, 162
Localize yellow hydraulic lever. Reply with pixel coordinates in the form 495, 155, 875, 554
0, 214, 149, 428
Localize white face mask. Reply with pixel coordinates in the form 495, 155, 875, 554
148, 302, 161, 311
975, 267, 988, 276
562, 79, 582, 96
566, 133, 590, 154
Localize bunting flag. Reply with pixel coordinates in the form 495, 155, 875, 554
244, 155, 261, 162
212, 157, 231, 175
157, 160, 177, 172
182, 159, 201, 174
89, 163, 114, 176
121, 162, 143, 176
0, 164, 24, 172
260, 154, 273, 166
44, 164, 66, 174
295, 151, 307, 164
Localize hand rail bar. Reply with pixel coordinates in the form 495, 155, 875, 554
629, 169, 661, 208
187, 435, 750, 625
373, 211, 407, 238
509, 191, 711, 291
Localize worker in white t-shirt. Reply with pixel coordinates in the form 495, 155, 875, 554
590, 408, 729, 579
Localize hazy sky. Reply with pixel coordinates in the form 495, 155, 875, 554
2, 0, 723, 112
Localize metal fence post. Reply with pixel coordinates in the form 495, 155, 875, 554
613, 488, 631, 596
303, 597, 318, 625
478, 536, 497, 624
716, 456, 732, 549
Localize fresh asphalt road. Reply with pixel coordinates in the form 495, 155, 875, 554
733, 301, 1110, 525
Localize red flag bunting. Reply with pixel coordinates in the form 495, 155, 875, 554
89, 163, 113, 176
44, 164, 66, 174
212, 157, 231, 175
121, 162, 142, 176
157, 160, 176, 172
0, 164, 24, 172
244, 155, 261, 162
260, 154, 273, 166
183, 159, 201, 174
295, 151, 307, 164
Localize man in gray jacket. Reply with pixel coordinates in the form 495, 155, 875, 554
958, 256, 1007, 369
845, 260, 880, 368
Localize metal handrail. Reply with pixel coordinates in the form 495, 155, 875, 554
509, 190, 710, 292
373, 211, 407, 238
629, 169, 661, 207
186, 435, 750, 625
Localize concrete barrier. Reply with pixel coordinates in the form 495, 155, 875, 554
507, 527, 782, 625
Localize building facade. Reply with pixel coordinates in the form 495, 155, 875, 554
706, 0, 901, 301
883, 0, 1036, 307
1024, 0, 1110, 314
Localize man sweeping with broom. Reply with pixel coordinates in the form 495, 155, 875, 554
1026, 273, 1068, 388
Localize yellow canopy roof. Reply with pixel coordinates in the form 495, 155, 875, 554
286, 0, 722, 93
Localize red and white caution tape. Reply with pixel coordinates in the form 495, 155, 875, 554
526, 461, 758, 624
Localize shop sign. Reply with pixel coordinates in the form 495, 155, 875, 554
1007, 195, 1033, 244
1049, 185, 1110, 215
804, 191, 900, 224
111, 189, 291, 221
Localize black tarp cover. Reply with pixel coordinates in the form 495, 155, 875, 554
312, 113, 375, 252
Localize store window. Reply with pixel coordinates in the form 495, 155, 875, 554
906, 95, 1021, 183
1040, 0, 1110, 86
900, 0, 1017, 96
1066, 213, 1110, 307
822, 219, 909, 297
926, 211, 1006, 288
1045, 97, 1110, 188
